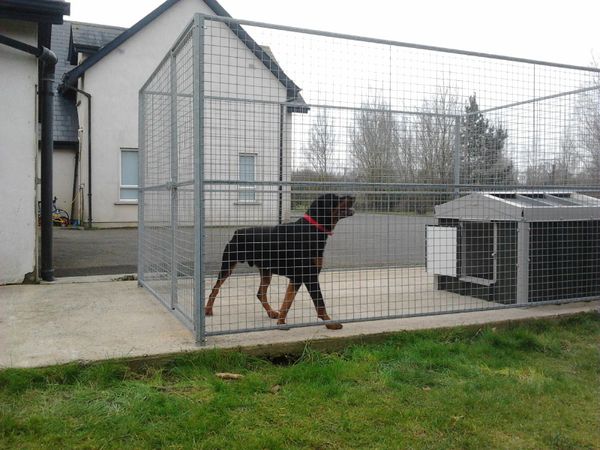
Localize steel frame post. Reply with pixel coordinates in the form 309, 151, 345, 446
137, 92, 145, 286
516, 221, 530, 305
193, 14, 206, 344
169, 48, 179, 311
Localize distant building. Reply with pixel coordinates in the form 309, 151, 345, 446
55, 0, 307, 227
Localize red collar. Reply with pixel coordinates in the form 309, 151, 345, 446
303, 214, 332, 235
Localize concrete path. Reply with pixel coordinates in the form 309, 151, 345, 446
147, 267, 495, 335
1, 275, 598, 369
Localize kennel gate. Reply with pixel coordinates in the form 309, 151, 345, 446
139, 14, 600, 342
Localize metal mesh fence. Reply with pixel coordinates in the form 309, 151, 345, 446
140, 14, 600, 342
139, 23, 197, 331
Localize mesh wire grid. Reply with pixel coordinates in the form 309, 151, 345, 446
139, 15, 600, 342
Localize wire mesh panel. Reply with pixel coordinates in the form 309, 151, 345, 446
140, 14, 600, 342
139, 22, 198, 332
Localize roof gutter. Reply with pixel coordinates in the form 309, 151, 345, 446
0, 33, 58, 281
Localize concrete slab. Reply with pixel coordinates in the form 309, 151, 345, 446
1, 276, 598, 369
170, 268, 496, 335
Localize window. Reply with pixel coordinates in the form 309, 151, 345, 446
120, 149, 138, 201
239, 154, 256, 202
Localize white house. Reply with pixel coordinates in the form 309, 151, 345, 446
0, 0, 70, 284
56, 0, 307, 227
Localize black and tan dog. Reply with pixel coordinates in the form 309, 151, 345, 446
205, 194, 355, 329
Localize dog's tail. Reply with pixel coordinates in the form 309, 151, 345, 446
206, 237, 240, 316
217, 238, 241, 280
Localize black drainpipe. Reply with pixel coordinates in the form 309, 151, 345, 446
0, 33, 57, 281
60, 84, 92, 228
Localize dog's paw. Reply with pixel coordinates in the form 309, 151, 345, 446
276, 319, 290, 330
267, 310, 280, 319
204, 307, 213, 316
325, 322, 343, 330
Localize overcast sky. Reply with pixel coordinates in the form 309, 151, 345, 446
66, 0, 598, 68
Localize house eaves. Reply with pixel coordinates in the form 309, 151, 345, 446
68, 21, 126, 64
0, 0, 70, 24
60, 0, 305, 105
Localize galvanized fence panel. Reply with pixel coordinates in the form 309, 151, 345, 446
139, 22, 198, 331
140, 14, 600, 342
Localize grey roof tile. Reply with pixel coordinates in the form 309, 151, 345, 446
52, 20, 78, 144
71, 21, 126, 55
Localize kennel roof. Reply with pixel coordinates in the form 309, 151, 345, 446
434, 192, 600, 222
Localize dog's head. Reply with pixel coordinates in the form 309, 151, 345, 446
306, 193, 355, 232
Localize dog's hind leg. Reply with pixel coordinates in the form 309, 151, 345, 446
257, 269, 278, 319
277, 281, 301, 327
205, 262, 237, 316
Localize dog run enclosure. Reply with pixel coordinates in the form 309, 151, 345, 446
138, 14, 600, 342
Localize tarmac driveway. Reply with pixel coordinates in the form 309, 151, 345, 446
54, 214, 434, 277
54, 228, 138, 277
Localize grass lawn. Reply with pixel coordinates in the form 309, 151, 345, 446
1, 313, 599, 449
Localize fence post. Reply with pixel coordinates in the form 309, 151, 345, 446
169, 48, 179, 311
193, 14, 206, 344
453, 115, 461, 198
137, 92, 145, 287
516, 221, 530, 305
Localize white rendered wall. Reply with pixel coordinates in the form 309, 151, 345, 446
78, 0, 214, 226
79, 0, 292, 226
0, 19, 38, 284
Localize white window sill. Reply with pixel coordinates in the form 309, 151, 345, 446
234, 201, 261, 206
115, 201, 138, 205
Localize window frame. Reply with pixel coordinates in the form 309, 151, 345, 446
119, 147, 139, 204
237, 152, 258, 203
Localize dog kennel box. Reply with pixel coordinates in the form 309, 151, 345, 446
426, 192, 600, 304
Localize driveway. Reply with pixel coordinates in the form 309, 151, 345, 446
54, 214, 434, 277
54, 228, 138, 277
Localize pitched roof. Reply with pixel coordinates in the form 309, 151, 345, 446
0, 0, 70, 24
61, 0, 303, 102
51, 20, 78, 144
68, 21, 126, 64
52, 20, 126, 143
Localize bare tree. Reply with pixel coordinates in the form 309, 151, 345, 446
306, 110, 335, 180
577, 71, 600, 185
554, 129, 583, 184
350, 98, 400, 183
524, 129, 582, 185
414, 89, 460, 184
396, 115, 418, 183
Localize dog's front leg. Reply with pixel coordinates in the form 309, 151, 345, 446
305, 276, 343, 330
277, 281, 301, 326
